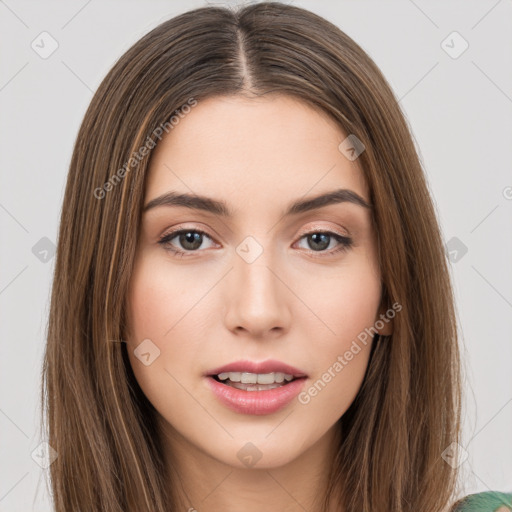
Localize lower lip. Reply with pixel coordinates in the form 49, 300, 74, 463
205, 376, 307, 415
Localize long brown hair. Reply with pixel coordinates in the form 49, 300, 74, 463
41, 3, 464, 511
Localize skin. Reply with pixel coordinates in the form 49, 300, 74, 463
126, 94, 393, 512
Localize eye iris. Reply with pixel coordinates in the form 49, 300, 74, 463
180, 231, 202, 250
308, 233, 330, 251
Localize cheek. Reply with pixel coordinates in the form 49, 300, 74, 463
332, 271, 381, 342
125, 250, 225, 376
125, 256, 215, 432
302, 253, 381, 352
125, 256, 194, 392
295, 254, 381, 414
127, 253, 205, 344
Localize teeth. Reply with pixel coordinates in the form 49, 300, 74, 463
216, 372, 295, 384
226, 381, 284, 391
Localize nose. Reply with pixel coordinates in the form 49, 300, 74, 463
223, 252, 292, 339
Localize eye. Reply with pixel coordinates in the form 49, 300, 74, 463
157, 228, 216, 257
295, 230, 353, 258
157, 228, 353, 258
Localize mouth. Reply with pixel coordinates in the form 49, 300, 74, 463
209, 372, 305, 392
205, 359, 308, 392
204, 365, 309, 415
206, 375, 307, 415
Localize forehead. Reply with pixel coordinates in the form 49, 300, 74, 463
144, 94, 369, 216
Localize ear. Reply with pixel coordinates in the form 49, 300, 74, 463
374, 302, 394, 336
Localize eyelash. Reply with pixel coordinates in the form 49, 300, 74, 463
157, 227, 353, 259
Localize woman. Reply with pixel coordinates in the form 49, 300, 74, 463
41, 2, 511, 511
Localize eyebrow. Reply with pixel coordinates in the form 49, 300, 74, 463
143, 188, 372, 217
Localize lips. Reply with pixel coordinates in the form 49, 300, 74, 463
205, 370, 308, 415
205, 359, 308, 378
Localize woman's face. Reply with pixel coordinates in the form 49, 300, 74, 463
126, 94, 390, 470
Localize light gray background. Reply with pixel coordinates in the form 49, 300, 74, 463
1, 0, 511, 510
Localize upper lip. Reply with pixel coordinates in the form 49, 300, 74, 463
205, 359, 308, 378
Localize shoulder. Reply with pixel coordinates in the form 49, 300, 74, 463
451, 491, 512, 512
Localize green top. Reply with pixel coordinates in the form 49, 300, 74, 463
453, 491, 512, 511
